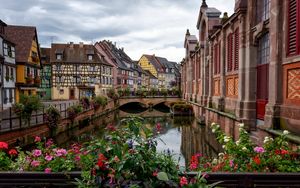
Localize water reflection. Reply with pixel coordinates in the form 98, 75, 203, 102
56, 109, 222, 168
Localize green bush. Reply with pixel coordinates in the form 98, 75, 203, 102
12, 94, 43, 126
92, 96, 108, 110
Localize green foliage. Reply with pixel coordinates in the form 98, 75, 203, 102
107, 88, 119, 100
192, 123, 300, 172
12, 94, 43, 126
160, 88, 168, 97
123, 87, 131, 96
67, 104, 83, 120
149, 87, 158, 96
92, 96, 108, 110
44, 105, 61, 129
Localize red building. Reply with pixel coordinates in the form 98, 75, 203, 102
182, 0, 300, 138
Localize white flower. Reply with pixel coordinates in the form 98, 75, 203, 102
222, 145, 226, 149
211, 122, 217, 127
242, 147, 247, 151
218, 153, 225, 157
224, 138, 230, 143
283, 130, 289, 135
263, 137, 269, 144
239, 123, 244, 128
216, 125, 220, 128
236, 140, 240, 145
212, 129, 216, 133
212, 158, 218, 164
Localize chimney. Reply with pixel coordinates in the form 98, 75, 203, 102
201, 0, 208, 8
121, 47, 124, 51
186, 29, 190, 36
70, 42, 74, 48
79, 42, 84, 48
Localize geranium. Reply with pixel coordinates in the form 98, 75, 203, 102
55, 149, 67, 157
34, 136, 41, 142
45, 155, 53, 161
180, 176, 188, 186
0, 142, 8, 150
31, 160, 40, 167
254, 147, 265, 153
8, 149, 18, 156
44, 168, 51, 173
32, 149, 42, 157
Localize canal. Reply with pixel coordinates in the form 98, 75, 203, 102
55, 104, 222, 169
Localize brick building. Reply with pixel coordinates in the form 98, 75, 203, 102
182, 0, 300, 136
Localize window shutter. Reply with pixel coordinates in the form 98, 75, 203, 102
288, 0, 299, 56
214, 44, 218, 75
234, 28, 239, 70
227, 34, 233, 72
218, 42, 221, 74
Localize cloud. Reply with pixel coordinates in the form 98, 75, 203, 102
0, 0, 234, 62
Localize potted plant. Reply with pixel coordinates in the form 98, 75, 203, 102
44, 105, 61, 136
67, 104, 83, 122
34, 76, 41, 85
25, 74, 34, 84
12, 94, 43, 127
92, 95, 108, 110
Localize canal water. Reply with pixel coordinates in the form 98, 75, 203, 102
56, 106, 222, 169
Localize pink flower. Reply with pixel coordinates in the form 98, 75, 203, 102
55, 149, 67, 157
180, 176, 188, 187
31, 160, 40, 167
45, 155, 53, 161
75, 155, 81, 161
229, 160, 234, 167
32, 149, 42, 157
44, 168, 51, 173
254, 147, 265, 153
46, 139, 54, 147
34, 136, 41, 142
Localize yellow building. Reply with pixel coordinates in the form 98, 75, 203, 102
5, 26, 41, 102
138, 54, 166, 89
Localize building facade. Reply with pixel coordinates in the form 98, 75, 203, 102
40, 48, 52, 100
182, 0, 300, 136
5, 25, 41, 102
51, 42, 105, 100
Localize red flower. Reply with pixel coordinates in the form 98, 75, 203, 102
97, 153, 107, 169
8, 149, 18, 156
156, 123, 161, 133
106, 124, 116, 131
152, 171, 158, 177
34, 136, 41, 142
180, 176, 188, 187
0, 142, 8, 150
253, 156, 261, 165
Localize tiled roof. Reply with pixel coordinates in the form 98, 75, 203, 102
50, 43, 101, 64
40, 47, 51, 65
143, 54, 164, 73
5, 25, 38, 63
144, 70, 157, 79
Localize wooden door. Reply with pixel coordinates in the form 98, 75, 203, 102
256, 64, 269, 120
69, 89, 75, 100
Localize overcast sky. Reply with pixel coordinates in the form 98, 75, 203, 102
0, 0, 234, 62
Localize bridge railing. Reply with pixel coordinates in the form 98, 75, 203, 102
0, 101, 92, 133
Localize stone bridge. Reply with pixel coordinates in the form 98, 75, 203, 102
118, 96, 181, 108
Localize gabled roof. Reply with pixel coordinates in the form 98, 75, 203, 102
143, 54, 164, 73
50, 43, 101, 64
144, 70, 157, 79
40, 47, 51, 65
5, 25, 39, 63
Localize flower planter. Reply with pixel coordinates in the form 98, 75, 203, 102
0, 172, 299, 187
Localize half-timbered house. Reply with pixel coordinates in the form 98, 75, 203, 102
40, 48, 51, 100
50, 42, 104, 100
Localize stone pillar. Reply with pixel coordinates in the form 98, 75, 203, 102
265, 0, 283, 129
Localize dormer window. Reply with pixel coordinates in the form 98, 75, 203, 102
88, 55, 93, 60
56, 54, 62, 60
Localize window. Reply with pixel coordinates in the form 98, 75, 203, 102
9, 89, 13, 103
214, 43, 220, 75
256, 0, 270, 22
234, 28, 239, 70
3, 43, 7, 56
227, 33, 233, 72
88, 55, 93, 60
56, 54, 62, 60
10, 67, 14, 80
4, 90, 7, 104
287, 0, 300, 56
257, 33, 270, 65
